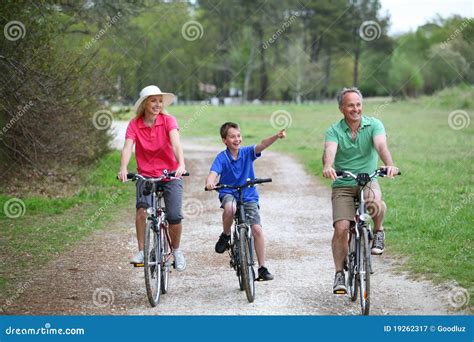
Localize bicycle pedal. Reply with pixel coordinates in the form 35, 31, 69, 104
333, 290, 347, 295
132, 263, 144, 267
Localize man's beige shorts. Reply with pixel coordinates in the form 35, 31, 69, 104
331, 181, 381, 226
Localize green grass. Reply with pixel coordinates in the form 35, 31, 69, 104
170, 91, 473, 304
0, 152, 137, 302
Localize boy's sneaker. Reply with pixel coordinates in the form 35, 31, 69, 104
257, 266, 274, 281
215, 233, 231, 253
371, 230, 385, 255
333, 271, 346, 294
130, 250, 144, 264
173, 250, 186, 271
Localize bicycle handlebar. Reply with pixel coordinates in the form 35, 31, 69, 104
204, 178, 272, 191
117, 171, 190, 182
336, 167, 401, 180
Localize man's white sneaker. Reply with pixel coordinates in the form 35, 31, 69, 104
173, 250, 186, 271
130, 250, 144, 264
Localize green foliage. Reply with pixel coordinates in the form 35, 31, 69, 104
424, 44, 469, 91
388, 49, 424, 97
421, 84, 474, 109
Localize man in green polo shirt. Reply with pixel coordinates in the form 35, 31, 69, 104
322, 87, 399, 294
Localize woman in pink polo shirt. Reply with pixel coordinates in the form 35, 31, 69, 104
118, 85, 187, 271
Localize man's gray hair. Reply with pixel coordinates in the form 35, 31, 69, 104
337, 87, 363, 107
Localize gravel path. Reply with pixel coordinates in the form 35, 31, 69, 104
3, 122, 459, 315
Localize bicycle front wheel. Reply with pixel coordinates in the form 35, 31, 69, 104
239, 226, 255, 303
232, 241, 244, 291
359, 226, 371, 315
144, 220, 162, 307
161, 222, 170, 294
347, 232, 358, 302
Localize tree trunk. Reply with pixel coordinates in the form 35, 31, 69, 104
353, 39, 361, 87
243, 42, 256, 102
323, 44, 332, 98
254, 22, 268, 100
311, 34, 321, 63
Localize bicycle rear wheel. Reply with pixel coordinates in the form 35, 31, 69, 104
347, 232, 358, 302
144, 220, 162, 307
239, 226, 255, 303
161, 222, 170, 294
359, 226, 371, 315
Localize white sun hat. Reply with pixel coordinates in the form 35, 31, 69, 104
133, 85, 175, 114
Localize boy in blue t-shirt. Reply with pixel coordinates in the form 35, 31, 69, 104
205, 122, 286, 281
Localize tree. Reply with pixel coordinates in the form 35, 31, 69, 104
0, 0, 111, 183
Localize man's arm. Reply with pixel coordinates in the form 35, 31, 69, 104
322, 141, 338, 180
373, 134, 398, 178
255, 129, 286, 154
169, 129, 186, 177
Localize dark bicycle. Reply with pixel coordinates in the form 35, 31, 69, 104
119, 170, 189, 307
205, 178, 272, 303
336, 167, 400, 315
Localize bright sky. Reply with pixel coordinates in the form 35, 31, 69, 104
380, 0, 474, 35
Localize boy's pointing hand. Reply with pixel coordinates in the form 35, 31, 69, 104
277, 129, 286, 139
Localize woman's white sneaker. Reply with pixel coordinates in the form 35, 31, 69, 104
130, 250, 144, 264
173, 250, 186, 271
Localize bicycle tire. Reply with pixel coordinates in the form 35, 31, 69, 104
239, 226, 255, 302
347, 232, 358, 302
232, 231, 244, 291
359, 226, 371, 315
161, 221, 170, 294
144, 220, 162, 307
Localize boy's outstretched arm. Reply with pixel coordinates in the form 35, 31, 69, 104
205, 171, 218, 190
255, 129, 286, 154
